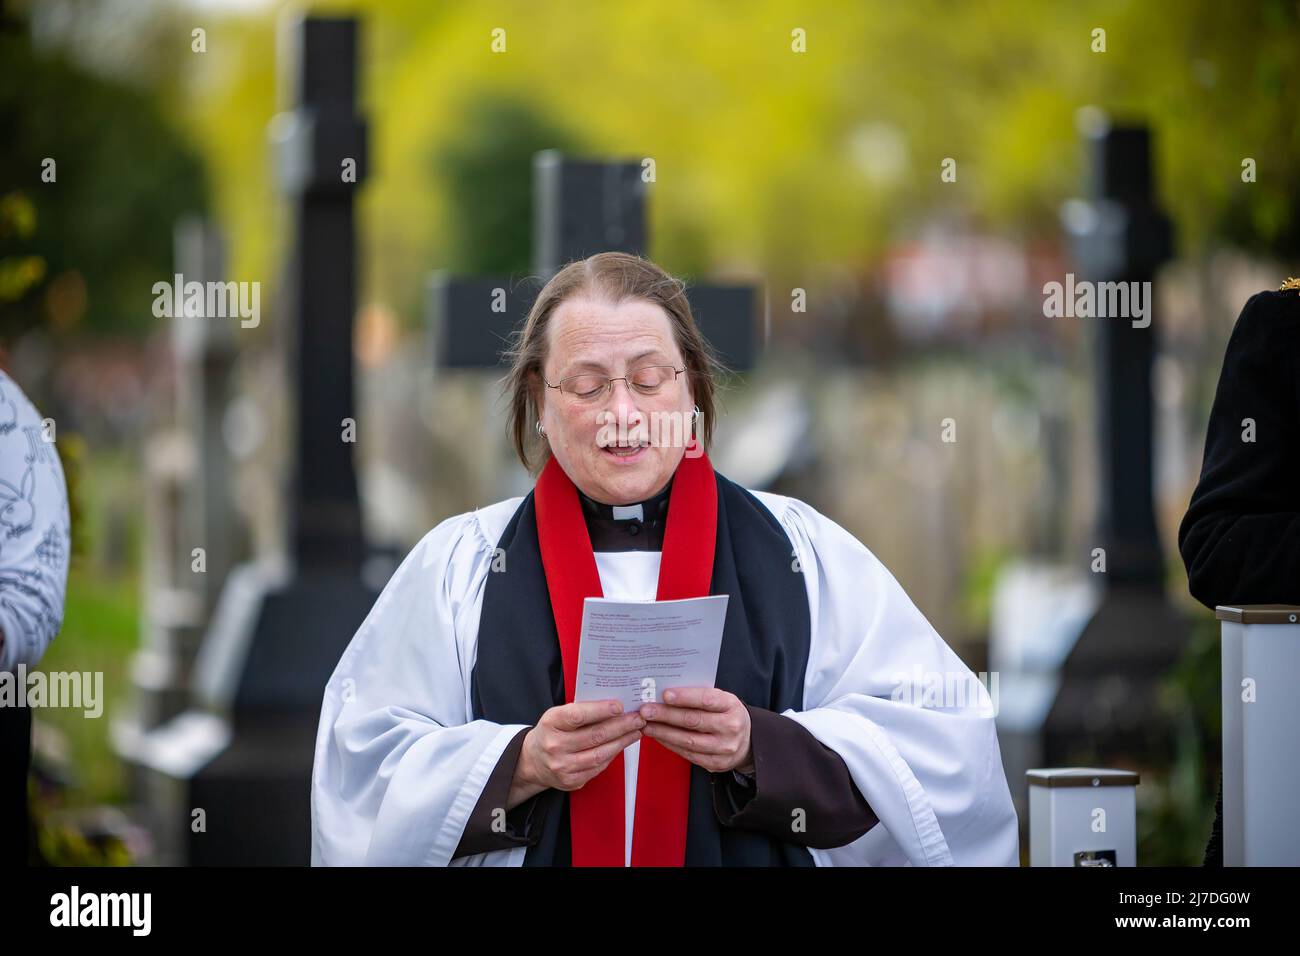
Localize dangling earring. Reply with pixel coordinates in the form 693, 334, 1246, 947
536, 420, 546, 439
690, 404, 700, 440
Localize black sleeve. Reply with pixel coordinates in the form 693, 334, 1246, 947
709, 704, 878, 849
1178, 290, 1300, 609
452, 726, 549, 859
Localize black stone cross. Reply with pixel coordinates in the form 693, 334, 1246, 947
1065, 122, 1173, 588
275, 16, 369, 573
428, 150, 761, 376
131, 15, 380, 866
1042, 118, 1186, 768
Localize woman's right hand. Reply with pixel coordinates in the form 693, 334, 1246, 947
512, 700, 645, 802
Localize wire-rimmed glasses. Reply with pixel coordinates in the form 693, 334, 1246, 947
544, 364, 686, 402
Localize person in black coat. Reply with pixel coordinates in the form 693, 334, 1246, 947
1178, 282, 1300, 866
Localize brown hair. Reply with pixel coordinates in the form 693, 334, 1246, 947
502, 252, 729, 475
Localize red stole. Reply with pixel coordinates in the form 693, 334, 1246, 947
533, 449, 718, 866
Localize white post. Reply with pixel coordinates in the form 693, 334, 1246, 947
1217, 604, 1300, 866
1027, 768, 1138, 866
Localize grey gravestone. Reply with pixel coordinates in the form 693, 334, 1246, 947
121, 219, 240, 742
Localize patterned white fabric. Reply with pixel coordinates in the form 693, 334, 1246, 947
0, 370, 70, 672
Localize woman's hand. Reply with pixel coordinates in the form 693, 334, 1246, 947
513, 700, 645, 803
639, 688, 754, 774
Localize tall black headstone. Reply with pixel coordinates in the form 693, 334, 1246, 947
1044, 119, 1187, 764
278, 17, 366, 573
129, 15, 379, 865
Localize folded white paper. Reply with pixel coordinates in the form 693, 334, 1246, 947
574, 594, 730, 711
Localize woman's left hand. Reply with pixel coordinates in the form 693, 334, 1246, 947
638, 688, 754, 774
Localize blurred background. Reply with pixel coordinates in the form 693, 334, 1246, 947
3, 0, 1298, 866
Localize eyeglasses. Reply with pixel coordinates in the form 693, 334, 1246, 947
544, 364, 686, 401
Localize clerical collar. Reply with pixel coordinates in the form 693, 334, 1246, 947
577, 476, 674, 552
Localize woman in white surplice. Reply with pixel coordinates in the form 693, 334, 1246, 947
311, 252, 1020, 867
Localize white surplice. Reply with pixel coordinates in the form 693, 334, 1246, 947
310, 490, 1021, 867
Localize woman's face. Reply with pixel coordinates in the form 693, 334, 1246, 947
538, 296, 695, 505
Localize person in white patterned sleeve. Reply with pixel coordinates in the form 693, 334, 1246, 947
0, 367, 71, 865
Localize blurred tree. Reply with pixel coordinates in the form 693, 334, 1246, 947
431, 92, 582, 279
196, 0, 1300, 325
0, 3, 208, 341
7, 0, 1299, 332
0, 191, 45, 303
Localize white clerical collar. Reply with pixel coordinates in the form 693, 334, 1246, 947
577, 477, 674, 552
577, 477, 674, 523
611, 503, 644, 521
